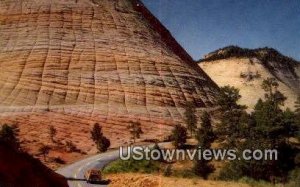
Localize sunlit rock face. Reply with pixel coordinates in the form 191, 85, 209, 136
0, 0, 218, 155
200, 46, 300, 111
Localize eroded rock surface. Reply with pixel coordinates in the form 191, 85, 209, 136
0, 0, 218, 160
199, 46, 300, 111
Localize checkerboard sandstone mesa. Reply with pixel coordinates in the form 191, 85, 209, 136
0, 0, 219, 158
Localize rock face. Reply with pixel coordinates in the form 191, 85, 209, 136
199, 46, 300, 110
0, 0, 218, 158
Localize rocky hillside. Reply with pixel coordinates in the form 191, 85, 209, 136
0, 0, 219, 161
199, 46, 300, 110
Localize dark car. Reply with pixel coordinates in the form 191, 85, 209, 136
84, 169, 102, 183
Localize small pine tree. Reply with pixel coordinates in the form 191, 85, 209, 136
163, 165, 172, 177
194, 159, 214, 179
184, 102, 198, 137
196, 112, 215, 147
91, 123, 110, 152
127, 121, 143, 143
261, 78, 286, 109
216, 86, 245, 112
0, 124, 20, 151
171, 124, 187, 149
216, 86, 247, 147
91, 123, 102, 142
194, 112, 215, 179
49, 125, 56, 143
261, 77, 279, 96
294, 96, 300, 141
295, 96, 300, 114
96, 136, 111, 153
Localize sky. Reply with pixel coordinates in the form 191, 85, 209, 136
141, 0, 300, 61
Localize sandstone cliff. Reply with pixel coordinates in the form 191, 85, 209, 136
199, 46, 300, 110
0, 0, 219, 162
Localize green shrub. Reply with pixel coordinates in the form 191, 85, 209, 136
173, 169, 197, 178
287, 168, 300, 187
239, 177, 274, 187
163, 165, 172, 177
218, 162, 243, 181
0, 124, 20, 150
171, 124, 187, 149
103, 158, 160, 174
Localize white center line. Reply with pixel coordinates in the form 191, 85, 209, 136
74, 165, 84, 178
86, 162, 91, 166
77, 166, 83, 173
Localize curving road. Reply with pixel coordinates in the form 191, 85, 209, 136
56, 143, 167, 187
56, 149, 123, 187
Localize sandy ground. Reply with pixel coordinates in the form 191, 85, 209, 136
106, 173, 250, 187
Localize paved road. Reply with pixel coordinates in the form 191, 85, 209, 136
56, 143, 167, 187
56, 149, 123, 187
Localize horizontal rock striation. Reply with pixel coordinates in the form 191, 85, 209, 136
0, 0, 219, 156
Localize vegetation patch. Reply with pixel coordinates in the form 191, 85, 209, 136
238, 177, 276, 187
103, 158, 161, 174
172, 168, 198, 178
104, 78, 299, 186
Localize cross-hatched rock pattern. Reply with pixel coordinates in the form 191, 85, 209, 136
0, 0, 218, 156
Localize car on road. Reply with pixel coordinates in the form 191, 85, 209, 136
84, 169, 102, 184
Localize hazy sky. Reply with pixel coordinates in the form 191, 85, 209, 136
142, 0, 300, 61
